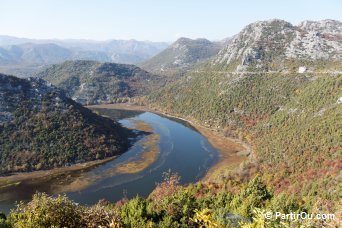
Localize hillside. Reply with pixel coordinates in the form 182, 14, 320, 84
36, 60, 165, 105
147, 19, 342, 207
0, 74, 133, 175
140, 37, 222, 77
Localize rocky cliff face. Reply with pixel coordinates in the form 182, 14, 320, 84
285, 20, 341, 60
0, 73, 132, 174
213, 19, 342, 72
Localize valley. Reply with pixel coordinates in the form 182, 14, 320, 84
0, 15, 340, 227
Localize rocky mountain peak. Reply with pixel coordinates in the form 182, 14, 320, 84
172, 37, 212, 47
141, 37, 222, 76
213, 19, 342, 72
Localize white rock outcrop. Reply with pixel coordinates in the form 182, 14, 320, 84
298, 66, 307, 73
213, 19, 342, 71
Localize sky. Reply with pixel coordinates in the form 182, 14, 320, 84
0, 0, 341, 42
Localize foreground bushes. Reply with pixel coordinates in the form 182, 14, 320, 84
5, 193, 121, 228
1, 175, 336, 227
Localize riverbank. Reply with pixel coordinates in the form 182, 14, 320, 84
89, 103, 251, 182
0, 156, 120, 182
0, 117, 161, 196
52, 119, 160, 193
0, 156, 118, 197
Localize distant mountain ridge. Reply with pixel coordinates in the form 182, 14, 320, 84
0, 73, 133, 175
0, 36, 169, 77
0, 43, 73, 65
140, 37, 223, 77
36, 60, 165, 105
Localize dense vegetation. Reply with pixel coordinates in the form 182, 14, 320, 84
0, 74, 133, 175
147, 71, 341, 213
254, 75, 341, 203
1, 173, 337, 227
36, 60, 166, 105
149, 72, 309, 129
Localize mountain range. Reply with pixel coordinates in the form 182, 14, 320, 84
0, 36, 169, 77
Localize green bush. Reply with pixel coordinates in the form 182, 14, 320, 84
0, 212, 10, 228
5, 176, 325, 227
120, 196, 150, 227
9, 193, 84, 228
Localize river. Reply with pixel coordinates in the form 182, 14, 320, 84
0, 108, 219, 213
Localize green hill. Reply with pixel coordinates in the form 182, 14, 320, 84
0, 74, 133, 175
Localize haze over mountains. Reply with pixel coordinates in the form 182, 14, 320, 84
0, 36, 169, 77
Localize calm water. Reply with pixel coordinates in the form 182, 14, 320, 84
0, 109, 219, 213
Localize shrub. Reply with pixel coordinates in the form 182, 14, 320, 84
82, 203, 120, 228
9, 193, 84, 228
119, 196, 150, 227
0, 212, 10, 228
149, 170, 181, 202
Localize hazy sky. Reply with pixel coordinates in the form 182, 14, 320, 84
1, 0, 341, 42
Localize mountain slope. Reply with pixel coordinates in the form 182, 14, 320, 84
0, 74, 133, 175
147, 19, 342, 204
36, 60, 165, 105
141, 37, 222, 77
